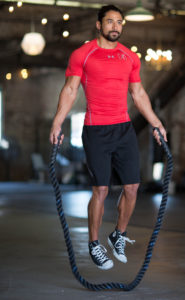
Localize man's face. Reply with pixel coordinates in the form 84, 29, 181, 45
98, 10, 123, 42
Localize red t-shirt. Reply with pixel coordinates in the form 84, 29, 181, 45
66, 39, 141, 125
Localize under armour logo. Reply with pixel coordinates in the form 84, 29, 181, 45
117, 53, 126, 60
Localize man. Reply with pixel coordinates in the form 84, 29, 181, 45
50, 5, 167, 271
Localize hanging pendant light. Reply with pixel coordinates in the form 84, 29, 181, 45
21, 22, 46, 56
125, 0, 154, 22
21, 32, 45, 56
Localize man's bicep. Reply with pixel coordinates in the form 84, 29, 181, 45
129, 82, 142, 94
65, 76, 81, 89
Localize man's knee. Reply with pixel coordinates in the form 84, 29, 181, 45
123, 183, 139, 197
92, 186, 109, 201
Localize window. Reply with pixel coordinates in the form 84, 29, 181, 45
71, 113, 85, 148
0, 87, 2, 142
152, 162, 164, 181
0, 88, 9, 149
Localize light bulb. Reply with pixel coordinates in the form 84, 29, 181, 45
41, 18, 48, 25
62, 31, 69, 38
17, 1, 23, 7
9, 6, 14, 13
63, 13, 70, 21
6, 73, 12, 80
131, 46, 138, 52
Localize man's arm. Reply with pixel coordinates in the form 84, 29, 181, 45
129, 82, 167, 145
50, 76, 81, 144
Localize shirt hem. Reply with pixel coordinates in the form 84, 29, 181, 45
65, 73, 82, 77
129, 79, 141, 83
84, 120, 131, 126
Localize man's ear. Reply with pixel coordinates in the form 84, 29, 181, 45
96, 21, 101, 31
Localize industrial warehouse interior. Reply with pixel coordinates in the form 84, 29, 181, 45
0, 0, 185, 299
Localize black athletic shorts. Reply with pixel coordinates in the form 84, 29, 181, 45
82, 121, 140, 186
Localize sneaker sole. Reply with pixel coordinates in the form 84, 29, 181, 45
108, 238, 127, 263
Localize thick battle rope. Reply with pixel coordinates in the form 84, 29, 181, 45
49, 128, 173, 291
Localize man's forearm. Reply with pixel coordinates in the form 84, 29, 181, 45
132, 88, 161, 128
136, 99, 162, 128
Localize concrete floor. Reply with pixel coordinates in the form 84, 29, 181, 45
0, 183, 185, 300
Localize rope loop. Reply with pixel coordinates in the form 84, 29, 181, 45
49, 128, 173, 291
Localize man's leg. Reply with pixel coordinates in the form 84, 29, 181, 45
88, 186, 108, 241
108, 183, 139, 263
116, 183, 139, 232
88, 186, 114, 270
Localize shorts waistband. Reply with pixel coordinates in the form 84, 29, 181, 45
83, 121, 131, 128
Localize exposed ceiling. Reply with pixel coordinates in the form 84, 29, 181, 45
0, 0, 185, 72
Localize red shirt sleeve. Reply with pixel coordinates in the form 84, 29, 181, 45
65, 49, 83, 78
129, 53, 141, 83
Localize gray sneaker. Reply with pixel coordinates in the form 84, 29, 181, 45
108, 230, 135, 263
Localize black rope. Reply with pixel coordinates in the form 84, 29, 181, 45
49, 128, 173, 291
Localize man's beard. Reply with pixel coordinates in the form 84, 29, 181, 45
100, 28, 121, 42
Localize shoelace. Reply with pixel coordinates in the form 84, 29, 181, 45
91, 245, 108, 263
115, 236, 135, 254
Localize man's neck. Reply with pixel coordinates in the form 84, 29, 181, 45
97, 36, 118, 49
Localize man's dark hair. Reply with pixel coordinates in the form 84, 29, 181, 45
98, 5, 123, 23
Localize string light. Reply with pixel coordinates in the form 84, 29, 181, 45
137, 52, 142, 58
145, 48, 172, 70
17, 1, 23, 7
131, 46, 138, 52
9, 6, 14, 13
63, 13, 70, 21
20, 69, 29, 79
6, 73, 12, 80
145, 55, 151, 62
41, 18, 48, 25
62, 31, 69, 38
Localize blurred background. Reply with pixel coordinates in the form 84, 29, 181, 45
0, 0, 184, 192
0, 2, 185, 298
